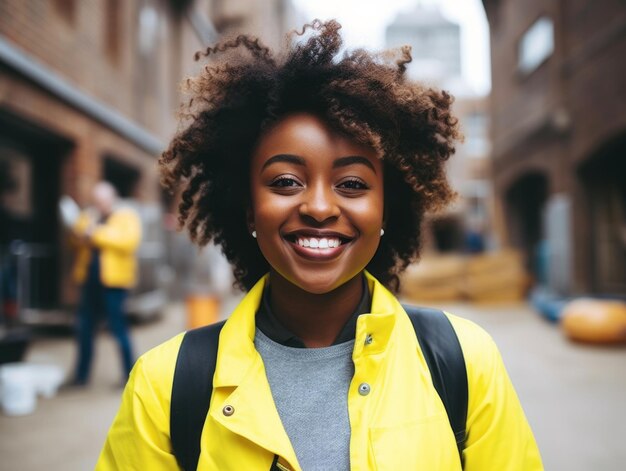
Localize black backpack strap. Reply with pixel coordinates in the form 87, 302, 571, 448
170, 320, 226, 471
403, 305, 468, 466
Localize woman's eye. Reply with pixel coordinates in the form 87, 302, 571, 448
338, 178, 369, 190
270, 177, 301, 188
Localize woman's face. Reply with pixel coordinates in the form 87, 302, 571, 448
249, 113, 384, 294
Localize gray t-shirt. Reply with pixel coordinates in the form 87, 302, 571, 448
255, 329, 354, 471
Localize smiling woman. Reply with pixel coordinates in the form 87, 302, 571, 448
250, 114, 384, 287
249, 113, 385, 345
96, 20, 543, 471
159, 19, 457, 294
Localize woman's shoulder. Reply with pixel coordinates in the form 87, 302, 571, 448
137, 332, 185, 374
444, 313, 504, 380
130, 332, 186, 400
445, 313, 496, 351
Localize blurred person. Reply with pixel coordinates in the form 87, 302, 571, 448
463, 220, 485, 254
97, 21, 542, 470
69, 181, 141, 386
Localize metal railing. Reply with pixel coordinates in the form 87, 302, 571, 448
1, 235, 174, 325
1, 241, 58, 324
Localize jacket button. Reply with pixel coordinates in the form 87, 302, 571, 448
358, 383, 371, 396
364, 334, 373, 345
222, 405, 235, 416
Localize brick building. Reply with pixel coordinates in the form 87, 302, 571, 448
0, 0, 296, 320
483, 0, 626, 295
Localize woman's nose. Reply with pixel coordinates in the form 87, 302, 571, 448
298, 183, 340, 222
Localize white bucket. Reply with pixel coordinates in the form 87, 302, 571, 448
29, 364, 65, 398
0, 363, 37, 416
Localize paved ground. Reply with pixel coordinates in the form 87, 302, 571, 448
436, 302, 626, 471
1, 298, 625, 470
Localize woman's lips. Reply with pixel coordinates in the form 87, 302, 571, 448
284, 235, 351, 261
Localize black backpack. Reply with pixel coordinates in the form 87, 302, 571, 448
170, 306, 468, 471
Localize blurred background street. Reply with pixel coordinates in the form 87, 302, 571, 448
1, 0, 625, 469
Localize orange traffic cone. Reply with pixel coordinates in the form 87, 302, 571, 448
185, 294, 220, 329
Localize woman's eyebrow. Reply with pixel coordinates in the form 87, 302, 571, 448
333, 155, 376, 174
261, 154, 305, 170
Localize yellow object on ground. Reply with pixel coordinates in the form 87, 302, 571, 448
562, 299, 626, 344
400, 250, 529, 303
464, 250, 529, 303
185, 294, 220, 329
400, 254, 466, 302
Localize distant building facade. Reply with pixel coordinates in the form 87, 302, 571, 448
483, 0, 626, 295
0, 0, 296, 319
386, 5, 461, 80
386, 4, 494, 254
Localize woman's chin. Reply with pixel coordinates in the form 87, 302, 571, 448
271, 268, 360, 296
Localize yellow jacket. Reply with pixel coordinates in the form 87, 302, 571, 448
97, 272, 543, 470
72, 207, 141, 288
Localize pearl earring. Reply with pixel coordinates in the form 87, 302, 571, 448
252, 230, 257, 239
380, 228, 385, 236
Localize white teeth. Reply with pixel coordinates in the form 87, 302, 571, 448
295, 237, 342, 249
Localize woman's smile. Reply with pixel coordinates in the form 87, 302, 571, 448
249, 112, 384, 294
283, 229, 354, 261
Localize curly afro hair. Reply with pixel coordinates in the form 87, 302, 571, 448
160, 19, 460, 293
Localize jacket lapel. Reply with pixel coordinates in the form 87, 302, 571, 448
211, 274, 300, 470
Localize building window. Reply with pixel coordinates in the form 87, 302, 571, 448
0, 148, 32, 218
464, 112, 490, 157
138, 4, 159, 55
518, 16, 554, 75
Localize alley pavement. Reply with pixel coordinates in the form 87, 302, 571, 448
1, 299, 625, 470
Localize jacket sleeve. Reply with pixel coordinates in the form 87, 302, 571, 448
449, 315, 544, 471
96, 335, 184, 471
91, 209, 142, 253
69, 212, 93, 247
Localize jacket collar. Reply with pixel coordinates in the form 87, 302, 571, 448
255, 272, 371, 348
212, 273, 267, 388
354, 271, 399, 357
212, 270, 400, 388
210, 271, 402, 469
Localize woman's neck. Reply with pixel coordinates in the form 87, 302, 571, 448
267, 271, 364, 348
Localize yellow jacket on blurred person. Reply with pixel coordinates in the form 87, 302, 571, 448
72, 207, 141, 288
96, 272, 543, 470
